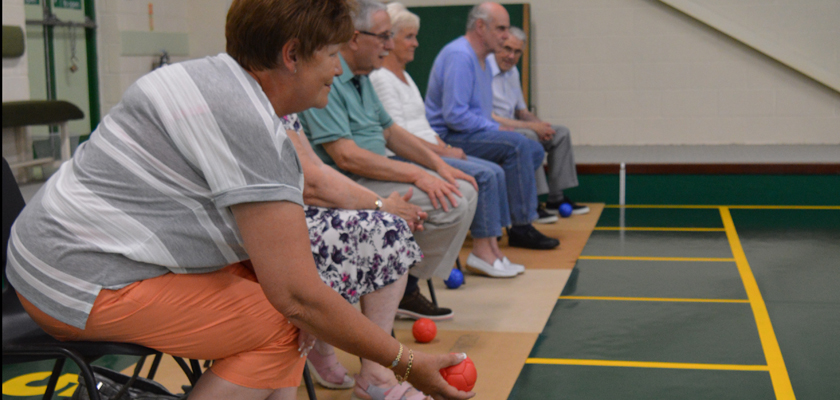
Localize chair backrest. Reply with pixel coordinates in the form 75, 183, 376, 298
2, 25, 25, 59
2, 157, 26, 284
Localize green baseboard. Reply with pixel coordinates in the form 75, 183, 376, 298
565, 174, 840, 206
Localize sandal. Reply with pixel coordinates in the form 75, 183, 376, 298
305, 347, 355, 389
350, 375, 430, 400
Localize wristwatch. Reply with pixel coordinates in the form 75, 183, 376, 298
374, 198, 383, 211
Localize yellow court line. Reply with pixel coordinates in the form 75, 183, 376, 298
558, 295, 749, 303
526, 358, 769, 372
578, 255, 735, 262
595, 227, 725, 232
720, 207, 796, 399
605, 204, 840, 210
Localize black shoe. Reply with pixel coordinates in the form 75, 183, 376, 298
546, 197, 590, 215
397, 287, 454, 320
507, 225, 560, 250
535, 204, 558, 224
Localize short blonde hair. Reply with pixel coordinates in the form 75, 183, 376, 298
386, 2, 420, 34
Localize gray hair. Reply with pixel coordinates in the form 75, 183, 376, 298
352, 0, 387, 31
465, 3, 493, 32
509, 26, 526, 42
387, 2, 420, 33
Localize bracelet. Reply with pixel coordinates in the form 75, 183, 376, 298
388, 344, 403, 370
398, 349, 414, 383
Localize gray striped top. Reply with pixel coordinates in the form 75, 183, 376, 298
6, 53, 304, 329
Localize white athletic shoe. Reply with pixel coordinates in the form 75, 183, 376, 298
465, 253, 518, 278
502, 257, 525, 274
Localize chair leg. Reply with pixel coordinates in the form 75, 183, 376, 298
111, 355, 147, 400
146, 353, 163, 380
189, 359, 203, 380
427, 279, 438, 307
172, 356, 200, 386
302, 363, 318, 400
42, 358, 65, 400
455, 257, 465, 284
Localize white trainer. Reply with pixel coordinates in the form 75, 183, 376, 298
502, 257, 525, 274
465, 253, 518, 278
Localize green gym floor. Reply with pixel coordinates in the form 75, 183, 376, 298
509, 205, 840, 400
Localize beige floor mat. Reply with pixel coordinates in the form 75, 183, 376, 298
297, 330, 539, 400
396, 269, 571, 334
459, 203, 603, 270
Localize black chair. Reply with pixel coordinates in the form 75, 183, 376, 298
425, 258, 464, 307
1, 157, 199, 400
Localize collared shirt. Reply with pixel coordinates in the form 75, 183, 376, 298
6, 53, 304, 329
425, 37, 499, 136
487, 54, 526, 120
298, 54, 394, 169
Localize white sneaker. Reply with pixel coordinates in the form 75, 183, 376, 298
502, 257, 525, 274
465, 253, 518, 278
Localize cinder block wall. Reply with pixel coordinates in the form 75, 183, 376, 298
2, 0, 30, 161
96, 0, 192, 114
5, 0, 839, 147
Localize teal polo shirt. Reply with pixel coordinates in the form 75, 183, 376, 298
299, 54, 394, 169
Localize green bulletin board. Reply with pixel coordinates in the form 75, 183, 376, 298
22, 1, 82, 9
55, 0, 82, 10
405, 4, 529, 104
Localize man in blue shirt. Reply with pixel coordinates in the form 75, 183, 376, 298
299, 0, 478, 322
425, 2, 560, 250
489, 27, 590, 215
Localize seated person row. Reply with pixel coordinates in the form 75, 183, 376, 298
489, 27, 589, 215
299, 0, 479, 320
424, 2, 560, 250
6, 1, 472, 399
370, 2, 523, 278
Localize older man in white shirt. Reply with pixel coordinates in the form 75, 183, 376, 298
488, 27, 589, 215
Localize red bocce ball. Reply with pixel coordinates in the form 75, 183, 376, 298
412, 318, 437, 343
440, 355, 477, 392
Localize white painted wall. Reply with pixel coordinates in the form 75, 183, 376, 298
397, 0, 840, 145
96, 0, 191, 114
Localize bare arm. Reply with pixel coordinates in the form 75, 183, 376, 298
323, 137, 474, 211
422, 137, 467, 160
287, 129, 427, 229
514, 108, 541, 122
383, 124, 449, 172
232, 201, 472, 399
492, 112, 555, 141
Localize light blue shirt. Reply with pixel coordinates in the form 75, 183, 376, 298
425, 37, 499, 137
487, 54, 526, 120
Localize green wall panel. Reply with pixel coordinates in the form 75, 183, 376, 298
567, 174, 840, 206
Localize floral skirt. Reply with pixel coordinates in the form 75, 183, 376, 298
306, 206, 422, 304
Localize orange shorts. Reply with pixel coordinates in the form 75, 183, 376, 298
20, 262, 305, 389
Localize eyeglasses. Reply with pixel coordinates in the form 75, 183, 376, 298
358, 30, 394, 43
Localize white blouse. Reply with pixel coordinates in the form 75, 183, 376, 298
370, 67, 441, 146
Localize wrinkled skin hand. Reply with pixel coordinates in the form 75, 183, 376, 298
407, 351, 475, 400
380, 188, 428, 232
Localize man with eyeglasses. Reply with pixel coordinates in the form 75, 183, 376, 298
425, 2, 561, 250
489, 27, 590, 216
299, 0, 478, 323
